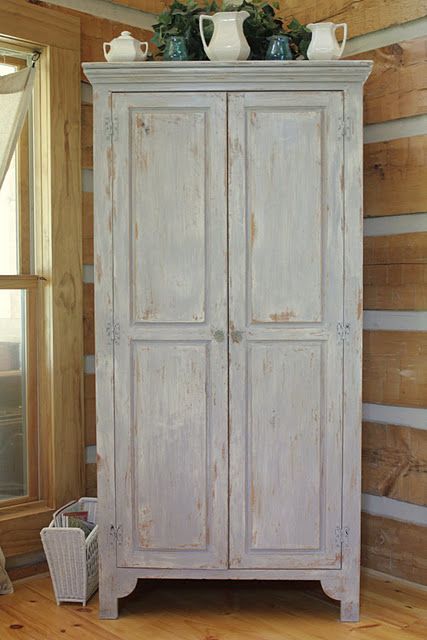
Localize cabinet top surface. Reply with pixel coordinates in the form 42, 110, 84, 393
83, 60, 372, 88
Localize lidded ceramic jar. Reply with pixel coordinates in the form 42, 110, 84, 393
103, 31, 149, 62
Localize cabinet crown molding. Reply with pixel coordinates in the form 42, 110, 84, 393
83, 60, 372, 89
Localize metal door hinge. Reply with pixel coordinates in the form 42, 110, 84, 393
337, 116, 352, 139
106, 321, 120, 345
110, 524, 123, 545
335, 526, 350, 547
104, 114, 118, 142
337, 322, 350, 342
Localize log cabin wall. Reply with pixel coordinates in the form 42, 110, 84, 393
277, 0, 427, 585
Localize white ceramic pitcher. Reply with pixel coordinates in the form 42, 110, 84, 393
199, 11, 250, 61
306, 22, 347, 60
103, 31, 149, 62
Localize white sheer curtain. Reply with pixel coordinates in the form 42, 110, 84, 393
0, 66, 35, 190
0, 64, 35, 594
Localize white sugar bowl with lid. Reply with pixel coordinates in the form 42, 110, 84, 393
103, 31, 149, 62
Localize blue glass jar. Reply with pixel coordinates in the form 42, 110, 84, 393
163, 36, 189, 61
265, 35, 292, 61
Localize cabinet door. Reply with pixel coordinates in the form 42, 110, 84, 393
228, 92, 345, 569
112, 93, 228, 569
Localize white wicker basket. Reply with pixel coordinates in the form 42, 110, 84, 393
41, 497, 98, 606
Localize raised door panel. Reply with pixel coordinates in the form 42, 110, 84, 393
228, 92, 344, 569
248, 109, 322, 323
112, 93, 228, 569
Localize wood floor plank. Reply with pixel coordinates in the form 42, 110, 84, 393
1, 571, 425, 640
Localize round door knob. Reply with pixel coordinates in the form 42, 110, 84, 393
213, 329, 225, 342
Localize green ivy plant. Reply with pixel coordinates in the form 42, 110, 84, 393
150, 0, 311, 60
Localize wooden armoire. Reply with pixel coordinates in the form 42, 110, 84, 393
84, 61, 372, 621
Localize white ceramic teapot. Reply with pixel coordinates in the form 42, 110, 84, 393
103, 31, 149, 62
306, 22, 347, 60
199, 11, 250, 61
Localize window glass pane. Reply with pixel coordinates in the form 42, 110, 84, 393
0, 289, 28, 500
0, 62, 19, 275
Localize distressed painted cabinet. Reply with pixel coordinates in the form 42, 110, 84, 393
84, 61, 372, 622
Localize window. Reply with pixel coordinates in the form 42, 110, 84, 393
0, 0, 83, 560
0, 49, 38, 505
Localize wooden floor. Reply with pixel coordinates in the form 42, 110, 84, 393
1, 570, 426, 639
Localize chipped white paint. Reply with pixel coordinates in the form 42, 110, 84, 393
84, 61, 371, 622
364, 213, 427, 236
84, 354, 95, 374
83, 265, 94, 283
364, 310, 427, 331
362, 494, 427, 526
362, 403, 427, 431
364, 114, 427, 143
344, 16, 427, 56
82, 168, 93, 193
86, 445, 97, 463
46, 0, 156, 31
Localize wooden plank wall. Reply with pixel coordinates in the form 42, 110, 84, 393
342, 5, 427, 585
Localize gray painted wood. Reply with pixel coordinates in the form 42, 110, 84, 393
112, 92, 228, 570
86, 62, 371, 621
228, 91, 344, 570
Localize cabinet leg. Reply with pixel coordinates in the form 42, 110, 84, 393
321, 577, 360, 623
340, 596, 360, 622
99, 586, 119, 619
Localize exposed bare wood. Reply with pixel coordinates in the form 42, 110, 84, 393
84, 373, 96, 447
82, 191, 94, 264
362, 513, 427, 586
350, 38, 427, 124
0, 0, 79, 50
364, 233, 427, 266
83, 282, 95, 355
364, 136, 427, 217
6, 560, 48, 582
363, 264, 427, 310
82, 103, 93, 169
0, 504, 54, 558
85, 463, 97, 498
363, 331, 427, 408
362, 421, 427, 506
0, 275, 41, 289
43, 45, 84, 508
110, 0, 161, 15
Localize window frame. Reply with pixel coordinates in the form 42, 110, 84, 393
0, 50, 39, 508
0, 0, 84, 559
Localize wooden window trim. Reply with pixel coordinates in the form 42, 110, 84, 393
0, 0, 83, 559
